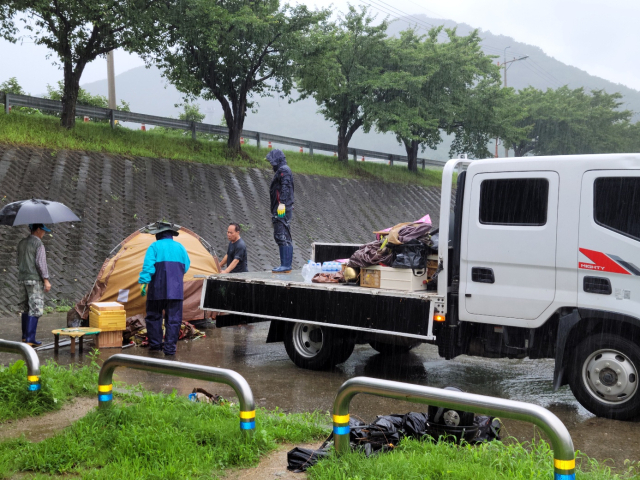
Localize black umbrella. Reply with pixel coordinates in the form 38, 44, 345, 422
0, 198, 80, 226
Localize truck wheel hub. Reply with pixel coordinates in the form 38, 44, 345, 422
583, 349, 638, 404
292, 323, 323, 358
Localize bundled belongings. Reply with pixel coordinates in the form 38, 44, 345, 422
287, 407, 502, 471
312, 271, 345, 283
347, 240, 393, 269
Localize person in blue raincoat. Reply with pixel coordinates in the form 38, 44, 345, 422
138, 222, 190, 356
266, 149, 295, 273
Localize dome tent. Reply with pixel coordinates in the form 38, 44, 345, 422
71, 223, 219, 325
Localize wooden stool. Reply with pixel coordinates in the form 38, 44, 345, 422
52, 327, 102, 354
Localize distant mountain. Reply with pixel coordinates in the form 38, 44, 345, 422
81, 14, 640, 160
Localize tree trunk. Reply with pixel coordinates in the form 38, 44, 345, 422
336, 119, 363, 162
403, 139, 420, 173
227, 121, 242, 152
60, 63, 83, 129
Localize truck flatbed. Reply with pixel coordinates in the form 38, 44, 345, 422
201, 270, 438, 339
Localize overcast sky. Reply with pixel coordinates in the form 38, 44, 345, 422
2, 0, 639, 96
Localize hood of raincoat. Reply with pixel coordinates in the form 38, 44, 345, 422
266, 149, 287, 171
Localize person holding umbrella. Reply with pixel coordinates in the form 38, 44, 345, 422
16, 224, 52, 345
0, 198, 80, 345
138, 222, 190, 356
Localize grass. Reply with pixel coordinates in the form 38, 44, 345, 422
0, 392, 329, 479
0, 110, 443, 188
307, 436, 640, 480
0, 356, 99, 421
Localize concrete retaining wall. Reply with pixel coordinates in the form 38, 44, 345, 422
0, 145, 442, 314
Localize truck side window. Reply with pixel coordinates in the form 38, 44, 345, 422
479, 178, 549, 226
594, 177, 640, 241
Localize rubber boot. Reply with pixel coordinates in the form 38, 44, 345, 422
21, 313, 28, 342
272, 245, 291, 273
25, 316, 42, 346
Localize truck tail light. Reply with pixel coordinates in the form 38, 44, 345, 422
433, 314, 445, 322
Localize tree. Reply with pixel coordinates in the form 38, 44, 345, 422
0, 77, 27, 95
0, 0, 167, 128
371, 28, 511, 171
504, 86, 634, 156
296, 6, 388, 162
147, 0, 328, 154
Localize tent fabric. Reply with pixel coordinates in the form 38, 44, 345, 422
75, 227, 219, 322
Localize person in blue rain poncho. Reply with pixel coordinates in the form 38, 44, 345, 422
138, 222, 190, 356
266, 149, 295, 273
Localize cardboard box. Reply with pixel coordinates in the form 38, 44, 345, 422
90, 302, 124, 311
89, 309, 126, 331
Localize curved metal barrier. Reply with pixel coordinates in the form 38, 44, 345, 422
333, 377, 575, 480
0, 339, 41, 392
98, 354, 255, 434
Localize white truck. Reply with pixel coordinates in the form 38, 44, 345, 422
201, 154, 640, 420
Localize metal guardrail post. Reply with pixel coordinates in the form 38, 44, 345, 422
309, 144, 313, 156
256, 132, 261, 150
352, 150, 357, 162
332, 377, 575, 480
0, 339, 41, 392
98, 354, 256, 435
5, 94, 11, 114
191, 122, 197, 141
422, 158, 426, 170
109, 109, 116, 129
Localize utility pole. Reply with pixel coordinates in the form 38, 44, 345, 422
501, 46, 528, 157
107, 51, 116, 110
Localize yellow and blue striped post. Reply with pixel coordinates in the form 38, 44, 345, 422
333, 413, 351, 453
98, 383, 113, 407
240, 410, 255, 435
28, 375, 40, 392
554, 458, 575, 480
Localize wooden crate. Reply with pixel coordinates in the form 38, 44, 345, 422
89, 311, 126, 331
94, 330, 123, 349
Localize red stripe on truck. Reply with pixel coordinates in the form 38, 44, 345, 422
579, 248, 630, 275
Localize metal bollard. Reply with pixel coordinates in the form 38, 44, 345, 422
0, 339, 41, 392
98, 354, 256, 435
332, 377, 575, 480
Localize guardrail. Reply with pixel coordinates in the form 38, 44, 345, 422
332, 377, 575, 480
0, 339, 41, 392
0, 92, 445, 169
98, 354, 255, 434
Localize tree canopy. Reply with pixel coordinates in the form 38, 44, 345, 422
0, 0, 167, 128
370, 27, 514, 171
296, 6, 388, 162
146, 0, 328, 153
504, 86, 636, 156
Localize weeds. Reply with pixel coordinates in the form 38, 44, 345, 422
0, 392, 328, 479
0, 355, 99, 421
0, 110, 442, 188
307, 436, 631, 480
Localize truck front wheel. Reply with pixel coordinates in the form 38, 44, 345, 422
284, 322, 354, 370
568, 333, 640, 420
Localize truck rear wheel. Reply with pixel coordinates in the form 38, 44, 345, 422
568, 333, 640, 420
284, 323, 354, 370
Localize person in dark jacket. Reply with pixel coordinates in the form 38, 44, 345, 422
138, 222, 190, 356
266, 149, 295, 273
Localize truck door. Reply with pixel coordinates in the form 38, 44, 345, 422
463, 171, 559, 320
578, 171, 640, 316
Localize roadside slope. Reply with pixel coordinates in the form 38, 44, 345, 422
0, 145, 442, 313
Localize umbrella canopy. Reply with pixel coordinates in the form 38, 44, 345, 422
0, 198, 80, 226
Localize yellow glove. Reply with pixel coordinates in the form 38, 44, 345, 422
140, 284, 148, 297
277, 203, 286, 218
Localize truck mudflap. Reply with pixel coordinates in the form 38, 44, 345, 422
553, 309, 581, 390
201, 276, 435, 339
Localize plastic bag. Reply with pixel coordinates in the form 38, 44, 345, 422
390, 240, 429, 274
312, 272, 344, 283
286, 446, 330, 472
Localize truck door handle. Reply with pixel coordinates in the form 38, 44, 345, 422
471, 267, 495, 284
583, 276, 612, 295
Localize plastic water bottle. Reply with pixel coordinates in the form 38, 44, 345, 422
302, 261, 314, 283
313, 263, 322, 276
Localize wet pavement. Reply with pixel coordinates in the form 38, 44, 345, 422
1, 312, 639, 469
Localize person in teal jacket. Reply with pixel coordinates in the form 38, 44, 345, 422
139, 222, 190, 356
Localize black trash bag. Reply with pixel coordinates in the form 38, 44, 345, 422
348, 418, 368, 440
472, 415, 502, 444
372, 414, 404, 431
390, 240, 429, 275
286, 446, 330, 472
351, 417, 401, 456
402, 412, 429, 438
